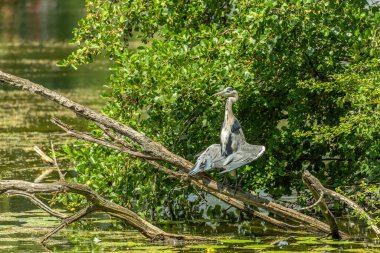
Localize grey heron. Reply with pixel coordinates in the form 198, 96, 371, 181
188, 87, 265, 176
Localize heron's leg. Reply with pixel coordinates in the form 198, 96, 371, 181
219, 174, 228, 190
218, 172, 233, 190
234, 173, 246, 194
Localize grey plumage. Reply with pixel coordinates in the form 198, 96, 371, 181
188, 143, 265, 176
218, 143, 265, 174
188, 87, 265, 176
188, 144, 222, 176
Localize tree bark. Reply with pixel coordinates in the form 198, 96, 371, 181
0, 70, 350, 238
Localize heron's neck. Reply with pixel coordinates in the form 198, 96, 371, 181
224, 97, 235, 122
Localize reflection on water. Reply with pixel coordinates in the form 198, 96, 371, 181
0, 0, 83, 43
0, 0, 109, 88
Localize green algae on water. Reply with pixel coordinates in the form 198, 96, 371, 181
321, 239, 354, 245
242, 244, 275, 249
190, 245, 228, 249
219, 239, 254, 244
295, 236, 319, 241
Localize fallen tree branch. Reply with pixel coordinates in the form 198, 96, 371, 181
0, 70, 349, 238
303, 170, 380, 238
303, 174, 341, 240
0, 179, 210, 242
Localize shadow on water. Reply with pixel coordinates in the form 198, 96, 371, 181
0, 1, 379, 253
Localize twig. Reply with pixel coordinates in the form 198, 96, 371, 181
34, 169, 55, 183
50, 141, 65, 180
33, 146, 55, 183
96, 123, 137, 150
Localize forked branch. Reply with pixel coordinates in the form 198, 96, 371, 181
0, 179, 210, 242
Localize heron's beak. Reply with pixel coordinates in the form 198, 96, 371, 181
213, 91, 226, 97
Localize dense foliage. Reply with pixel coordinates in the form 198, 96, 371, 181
60, 0, 380, 220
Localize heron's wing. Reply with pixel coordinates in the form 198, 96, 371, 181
219, 143, 265, 174
188, 144, 224, 176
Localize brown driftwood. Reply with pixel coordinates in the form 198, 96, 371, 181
0, 179, 210, 243
0, 70, 350, 238
303, 170, 380, 238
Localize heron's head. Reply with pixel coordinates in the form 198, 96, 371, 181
213, 87, 238, 100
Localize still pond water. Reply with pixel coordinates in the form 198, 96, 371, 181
0, 1, 379, 252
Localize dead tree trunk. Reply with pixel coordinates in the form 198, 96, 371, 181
0, 70, 353, 238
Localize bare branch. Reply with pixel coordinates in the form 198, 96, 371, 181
303, 172, 341, 239
51, 118, 159, 161
96, 123, 137, 150
299, 191, 325, 211
6, 190, 66, 219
